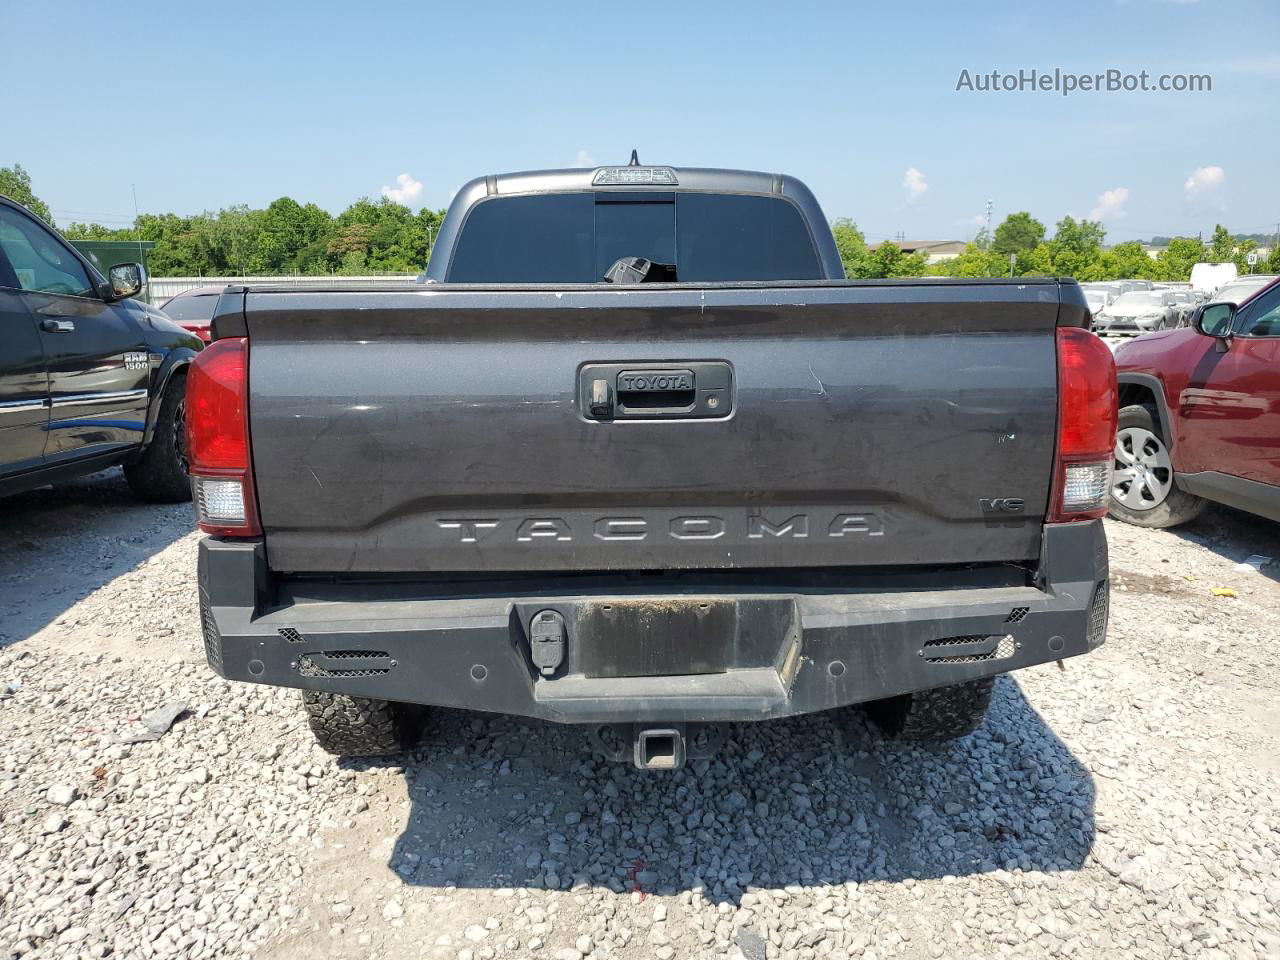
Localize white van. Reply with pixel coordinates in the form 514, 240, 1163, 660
1190, 262, 1238, 296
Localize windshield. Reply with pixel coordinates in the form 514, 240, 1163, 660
1085, 293, 1107, 309
446, 192, 823, 283
1113, 292, 1163, 308
161, 293, 219, 322
1211, 280, 1272, 304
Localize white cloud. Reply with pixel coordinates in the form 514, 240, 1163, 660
903, 167, 928, 200
1089, 186, 1129, 221
1184, 165, 1224, 195
574, 150, 595, 168
381, 173, 423, 205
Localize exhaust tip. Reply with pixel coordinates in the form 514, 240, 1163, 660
634, 727, 685, 771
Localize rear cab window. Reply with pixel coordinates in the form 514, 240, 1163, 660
446, 192, 823, 283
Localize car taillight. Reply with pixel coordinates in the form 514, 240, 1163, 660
1049, 326, 1117, 522
186, 337, 261, 536
184, 323, 212, 343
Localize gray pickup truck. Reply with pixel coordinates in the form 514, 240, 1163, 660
191, 162, 1117, 769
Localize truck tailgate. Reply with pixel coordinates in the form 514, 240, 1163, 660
241, 281, 1062, 574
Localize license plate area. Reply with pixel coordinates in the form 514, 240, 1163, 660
576, 598, 736, 678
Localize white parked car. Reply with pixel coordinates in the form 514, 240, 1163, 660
1093, 290, 1180, 335
1080, 283, 1115, 322
1205, 274, 1279, 306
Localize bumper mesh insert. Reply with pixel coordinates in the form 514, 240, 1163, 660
296, 650, 394, 679
199, 589, 222, 674
922, 634, 1016, 664
1088, 581, 1109, 647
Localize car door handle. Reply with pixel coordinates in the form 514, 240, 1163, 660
40, 319, 75, 333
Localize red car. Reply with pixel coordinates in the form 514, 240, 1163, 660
1110, 276, 1280, 527
157, 285, 223, 343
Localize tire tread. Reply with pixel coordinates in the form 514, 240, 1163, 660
124, 372, 191, 504
864, 677, 995, 742
302, 691, 405, 757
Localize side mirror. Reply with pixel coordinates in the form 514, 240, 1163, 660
107, 262, 145, 301
1194, 302, 1236, 349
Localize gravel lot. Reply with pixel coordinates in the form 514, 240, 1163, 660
2, 470, 1278, 960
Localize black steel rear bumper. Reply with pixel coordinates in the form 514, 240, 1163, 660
198, 522, 1107, 724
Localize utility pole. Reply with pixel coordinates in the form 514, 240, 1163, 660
131, 184, 146, 298
984, 199, 993, 249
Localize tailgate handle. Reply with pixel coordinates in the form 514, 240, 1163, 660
580, 361, 733, 421
616, 369, 696, 412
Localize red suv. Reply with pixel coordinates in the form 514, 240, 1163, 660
1110, 277, 1280, 527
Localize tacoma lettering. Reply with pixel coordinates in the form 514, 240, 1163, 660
436, 512, 884, 543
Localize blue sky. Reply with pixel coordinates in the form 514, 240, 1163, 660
6, 0, 1277, 244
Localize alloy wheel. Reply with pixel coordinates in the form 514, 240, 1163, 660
1113, 426, 1173, 511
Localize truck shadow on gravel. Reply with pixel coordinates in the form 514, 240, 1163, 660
1170, 504, 1280, 585
373, 675, 1094, 902
0, 471, 193, 649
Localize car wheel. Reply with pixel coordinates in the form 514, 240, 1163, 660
123, 371, 192, 504
1108, 404, 1206, 528
862, 677, 995, 742
301, 691, 421, 757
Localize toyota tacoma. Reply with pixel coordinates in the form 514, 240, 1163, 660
191, 161, 1116, 768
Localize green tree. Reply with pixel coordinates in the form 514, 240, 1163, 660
862, 242, 928, 279
1015, 243, 1053, 276
1232, 238, 1259, 275
330, 197, 438, 272
1155, 235, 1207, 281
939, 243, 1006, 278
991, 212, 1046, 257
0, 163, 54, 224
1046, 216, 1105, 278
1098, 241, 1156, 281
830, 218, 871, 278
1208, 224, 1234, 262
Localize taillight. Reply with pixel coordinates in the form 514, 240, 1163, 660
186, 337, 261, 536
1049, 327, 1117, 522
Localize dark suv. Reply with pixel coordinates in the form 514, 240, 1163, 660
1111, 277, 1280, 527
0, 196, 201, 501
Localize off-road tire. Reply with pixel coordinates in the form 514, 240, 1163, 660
124, 372, 192, 504
863, 677, 995, 742
301, 691, 410, 757
1108, 404, 1206, 529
